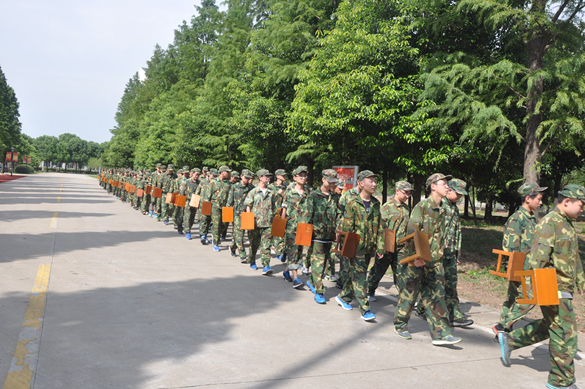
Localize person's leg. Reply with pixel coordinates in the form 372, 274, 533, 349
366, 253, 392, 297
421, 262, 452, 340
247, 228, 261, 264
259, 227, 272, 267
443, 252, 464, 321
394, 265, 423, 331
499, 281, 521, 329
183, 207, 192, 234
211, 206, 221, 244
309, 242, 329, 294
352, 253, 371, 315
233, 216, 246, 260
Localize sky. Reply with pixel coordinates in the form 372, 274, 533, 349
0, 0, 204, 144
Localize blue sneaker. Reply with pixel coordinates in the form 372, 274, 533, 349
262, 266, 273, 275
163, 219, 169, 225
314, 293, 326, 304
361, 311, 376, 321
178, 230, 184, 235
498, 332, 511, 366
292, 278, 303, 289
335, 295, 353, 310
153, 213, 157, 218
148, 211, 153, 217
213, 245, 220, 252
277, 254, 286, 262
282, 271, 293, 282
250, 263, 258, 270
186, 233, 191, 240
306, 280, 316, 294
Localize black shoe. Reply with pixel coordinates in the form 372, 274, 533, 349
335, 280, 343, 289
451, 317, 474, 327
230, 248, 237, 257
414, 310, 427, 321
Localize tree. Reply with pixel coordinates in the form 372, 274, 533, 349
0, 65, 21, 172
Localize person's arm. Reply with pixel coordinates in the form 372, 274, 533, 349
502, 214, 521, 252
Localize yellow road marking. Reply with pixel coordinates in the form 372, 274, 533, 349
56, 197, 61, 203
50, 212, 58, 228
3, 265, 51, 389
59, 188, 62, 192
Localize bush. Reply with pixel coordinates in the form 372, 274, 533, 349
14, 165, 33, 174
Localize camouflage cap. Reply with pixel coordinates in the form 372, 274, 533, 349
209, 168, 218, 175
321, 169, 338, 183
160, 164, 167, 169
357, 170, 376, 182
257, 169, 273, 177
292, 166, 308, 176
156, 163, 162, 168
167, 164, 174, 170
518, 182, 547, 197
395, 181, 413, 191
219, 165, 231, 173
231, 170, 240, 178
202, 166, 209, 172
559, 184, 585, 200
177, 169, 184, 174
146, 169, 151, 173
191, 168, 201, 173
182, 165, 190, 171
242, 169, 253, 179
275, 169, 287, 176
426, 173, 452, 187
449, 178, 468, 195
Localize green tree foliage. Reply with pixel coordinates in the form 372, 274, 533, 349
0, 65, 22, 172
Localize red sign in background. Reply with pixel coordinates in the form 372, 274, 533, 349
12, 152, 18, 162
333, 166, 359, 191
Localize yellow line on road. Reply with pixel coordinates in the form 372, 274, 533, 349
56, 197, 61, 203
50, 212, 58, 228
3, 264, 51, 389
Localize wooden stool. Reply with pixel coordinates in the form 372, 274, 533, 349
271, 216, 287, 238
384, 228, 396, 253
240, 212, 255, 230
222, 207, 234, 222
136, 189, 144, 198
516, 268, 559, 306
152, 188, 162, 198
174, 195, 187, 208
489, 249, 525, 282
145, 185, 152, 195
295, 223, 313, 246
332, 230, 360, 258
397, 231, 432, 266
166, 192, 177, 204
189, 194, 201, 208
201, 202, 212, 216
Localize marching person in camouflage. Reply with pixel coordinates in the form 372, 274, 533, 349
498, 184, 585, 389
154, 164, 167, 220
205, 166, 232, 251
141, 170, 152, 215
160, 165, 176, 224
197, 168, 215, 245
245, 169, 279, 274
281, 166, 313, 288
173, 167, 190, 235
394, 173, 461, 345
442, 178, 473, 327
183, 168, 200, 240
226, 169, 255, 261
271, 169, 289, 262
335, 170, 380, 321
367, 180, 412, 301
305, 169, 340, 304
494, 182, 547, 335
334, 181, 361, 290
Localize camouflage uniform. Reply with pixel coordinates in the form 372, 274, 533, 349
394, 173, 453, 341
308, 170, 340, 295
505, 185, 585, 388
270, 169, 289, 258
173, 168, 190, 233
205, 166, 232, 245
498, 182, 547, 330
161, 167, 177, 222
336, 170, 382, 315
155, 165, 166, 219
183, 169, 200, 235
244, 172, 278, 267
141, 171, 152, 214
367, 181, 411, 297
226, 169, 255, 260
196, 169, 213, 240
334, 187, 361, 288
283, 167, 313, 271
442, 179, 467, 322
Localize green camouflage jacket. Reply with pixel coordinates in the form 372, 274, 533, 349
195, 177, 210, 197
244, 186, 278, 228
338, 195, 382, 256
161, 174, 175, 192
442, 197, 461, 253
178, 177, 189, 196
528, 207, 585, 294
376, 196, 410, 254
184, 179, 199, 201
227, 182, 255, 215
269, 182, 288, 206
206, 177, 231, 206
406, 196, 446, 263
502, 206, 537, 255
283, 184, 313, 227
309, 189, 340, 241
336, 188, 360, 226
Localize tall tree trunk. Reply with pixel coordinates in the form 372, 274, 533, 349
553, 174, 562, 206
485, 196, 493, 223
524, 0, 547, 184
412, 173, 425, 206
382, 166, 388, 203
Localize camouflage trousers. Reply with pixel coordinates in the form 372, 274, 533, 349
394, 261, 452, 340
507, 298, 577, 387
106, 184, 111, 193
174, 206, 184, 232
367, 251, 404, 296
444, 250, 465, 321
309, 241, 333, 294
231, 215, 247, 260
156, 194, 162, 215
183, 206, 197, 234
306, 244, 335, 276
249, 226, 271, 267
499, 280, 535, 331
199, 211, 211, 238
284, 223, 304, 270
157, 193, 168, 221
338, 252, 370, 315
211, 205, 228, 244
272, 236, 286, 257
141, 195, 151, 213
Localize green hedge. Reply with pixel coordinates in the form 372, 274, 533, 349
14, 165, 33, 174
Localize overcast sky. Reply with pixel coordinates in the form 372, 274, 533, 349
0, 0, 204, 144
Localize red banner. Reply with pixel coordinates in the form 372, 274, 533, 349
12, 152, 18, 162
333, 166, 359, 191
5, 152, 10, 161
27, 156, 31, 164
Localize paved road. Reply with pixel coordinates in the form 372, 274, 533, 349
0, 173, 583, 389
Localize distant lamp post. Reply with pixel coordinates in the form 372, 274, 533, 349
10, 147, 14, 176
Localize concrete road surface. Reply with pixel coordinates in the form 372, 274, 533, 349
0, 173, 583, 389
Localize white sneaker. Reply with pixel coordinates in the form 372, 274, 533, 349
325, 274, 338, 282
368, 295, 377, 302
302, 267, 310, 275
